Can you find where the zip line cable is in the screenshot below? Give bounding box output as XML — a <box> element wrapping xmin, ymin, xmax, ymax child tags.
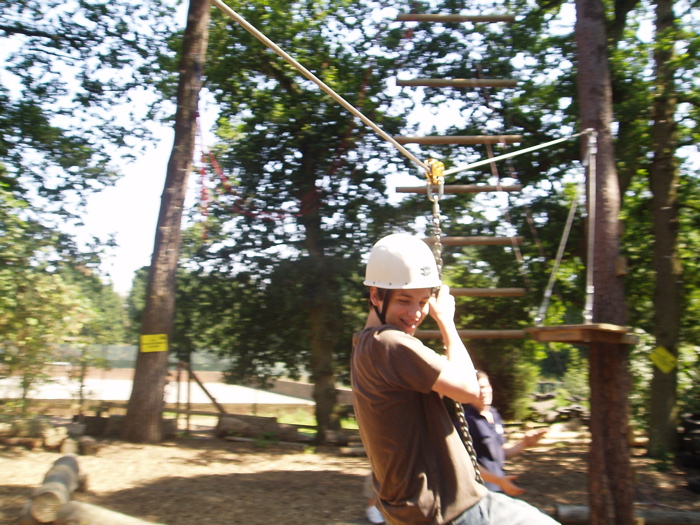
<box><xmin>211</xmin><ymin>0</ymin><xmax>593</xmax><ymax>192</ymax></box>
<box><xmin>534</xmin><ymin>182</ymin><xmax>582</xmax><ymax>325</ymax></box>
<box><xmin>534</xmin><ymin>130</ymin><xmax>597</xmax><ymax>325</ymax></box>
<box><xmin>443</xmin><ymin>131</ymin><xmax>589</xmax><ymax>176</ymax></box>
<box><xmin>211</xmin><ymin>0</ymin><xmax>600</xmax><ymax>320</ymax></box>
<box><xmin>210</xmin><ymin>0</ymin><xmax>429</xmax><ymax>174</ymax></box>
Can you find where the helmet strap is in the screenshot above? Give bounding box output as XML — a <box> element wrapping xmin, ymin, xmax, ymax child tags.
<box><xmin>373</xmin><ymin>289</ymin><xmax>393</xmax><ymax>325</ymax></box>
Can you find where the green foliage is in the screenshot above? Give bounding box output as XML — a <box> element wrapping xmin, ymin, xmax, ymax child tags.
<box><xmin>0</xmin><ymin>186</ymin><xmax>130</xmax><ymax>414</ymax></box>
<box><xmin>555</xmin><ymin>347</ymin><xmax>589</xmax><ymax>408</ymax></box>
<box><xmin>183</xmin><ymin>0</ymin><xmax>418</xmax><ymax>401</ymax></box>
<box><xmin>0</xmin><ymin>267</ymin><xmax>93</xmax><ymax>413</ymax></box>
<box><xmin>0</xmin><ymin>0</ymin><xmax>176</xmax><ymax>220</ymax></box>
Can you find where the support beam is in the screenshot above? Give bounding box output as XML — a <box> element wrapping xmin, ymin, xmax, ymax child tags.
<box><xmin>396</xmin><ymin>14</ymin><xmax>516</xmax><ymax>23</ymax></box>
<box><xmin>396</xmin><ymin>184</ymin><xmax>521</xmax><ymax>194</ymax></box>
<box><xmin>424</xmin><ymin>236</ymin><xmax>524</xmax><ymax>246</ymax></box>
<box><xmin>415</xmin><ymin>329</ymin><xmax>526</xmax><ymax>340</ymax></box>
<box><xmin>393</xmin><ymin>135</ymin><xmax>522</xmax><ymax>145</ymax></box>
<box><xmin>397</xmin><ymin>78</ymin><xmax>517</xmax><ymax>89</ymax></box>
<box><xmin>451</xmin><ymin>288</ymin><xmax>526</xmax><ymax>297</ymax></box>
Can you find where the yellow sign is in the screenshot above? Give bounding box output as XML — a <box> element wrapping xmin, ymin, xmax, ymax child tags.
<box><xmin>140</xmin><ymin>334</ymin><xmax>168</xmax><ymax>353</ymax></box>
<box><xmin>649</xmin><ymin>346</ymin><xmax>677</xmax><ymax>374</ymax></box>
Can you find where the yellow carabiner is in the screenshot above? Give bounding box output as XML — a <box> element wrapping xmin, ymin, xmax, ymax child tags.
<box><xmin>425</xmin><ymin>158</ymin><xmax>445</xmax><ymax>186</ymax></box>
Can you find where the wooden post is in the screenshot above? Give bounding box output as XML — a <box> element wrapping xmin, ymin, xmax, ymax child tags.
<box><xmin>175</xmin><ymin>362</ymin><xmax>182</xmax><ymax>433</ymax></box>
<box><xmin>181</xmin><ymin>361</ymin><xmax>227</xmax><ymax>413</ymax></box>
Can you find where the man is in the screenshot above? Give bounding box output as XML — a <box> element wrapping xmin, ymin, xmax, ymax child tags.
<box><xmin>462</xmin><ymin>371</ymin><xmax>548</xmax><ymax>496</ymax></box>
<box><xmin>351</xmin><ymin>233</ymin><xmax>559</xmax><ymax>525</ymax></box>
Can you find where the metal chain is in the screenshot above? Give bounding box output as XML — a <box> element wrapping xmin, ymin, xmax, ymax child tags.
<box><xmin>444</xmin><ymin>397</ymin><xmax>484</xmax><ymax>485</ymax></box>
<box><xmin>425</xmin><ymin>159</ymin><xmax>483</xmax><ymax>485</ymax></box>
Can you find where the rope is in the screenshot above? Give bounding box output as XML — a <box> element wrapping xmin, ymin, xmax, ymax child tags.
<box><xmin>199</xmin><ymin>150</ymin><xmax>322</xmax><ymax>221</ymax></box>
<box><xmin>444</xmin><ymin>131</ymin><xmax>588</xmax><ymax>176</ymax></box>
<box><xmin>534</xmin><ymin>182</ymin><xmax>581</xmax><ymax>325</ymax></box>
<box><xmin>473</xmin><ymin>63</ymin><xmax>530</xmax><ymax>286</ymax></box>
<box><xmin>582</xmin><ymin>131</ymin><xmax>597</xmax><ymax>323</ymax></box>
<box><xmin>533</xmin><ymin>129</ymin><xmax>597</xmax><ymax>325</ymax></box>
<box><xmin>210</xmin><ymin>0</ymin><xmax>429</xmax><ymax>175</ymax></box>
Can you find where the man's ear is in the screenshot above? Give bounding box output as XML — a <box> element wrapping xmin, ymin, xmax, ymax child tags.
<box><xmin>369</xmin><ymin>287</ymin><xmax>382</xmax><ymax>307</ymax></box>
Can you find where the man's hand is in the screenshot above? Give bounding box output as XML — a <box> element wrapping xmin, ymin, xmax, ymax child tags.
<box><xmin>497</xmin><ymin>475</ymin><xmax>526</xmax><ymax>497</ymax></box>
<box><xmin>428</xmin><ymin>285</ymin><xmax>456</xmax><ymax>325</ymax></box>
<box><xmin>523</xmin><ymin>428</ymin><xmax>548</xmax><ymax>448</ymax></box>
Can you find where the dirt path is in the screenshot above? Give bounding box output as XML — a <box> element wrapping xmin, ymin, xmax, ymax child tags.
<box><xmin>1</xmin><ymin>434</ymin><xmax>699</xmax><ymax>524</ymax></box>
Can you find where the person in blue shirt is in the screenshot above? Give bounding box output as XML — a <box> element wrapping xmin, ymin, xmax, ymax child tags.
<box><xmin>462</xmin><ymin>371</ymin><xmax>548</xmax><ymax>496</ymax></box>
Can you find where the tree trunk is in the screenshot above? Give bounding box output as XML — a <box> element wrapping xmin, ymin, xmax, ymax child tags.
<box><xmin>297</xmin><ymin>174</ymin><xmax>337</xmax><ymax>444</ymax></box>
<box><xmin>310</xmin><ymin>304</ymin><xmax>338</xmax><ymax>444</ymax></box>
<box><xmin>122</xmin><ymin>0</ymin><xmax>210</xmax><ymax>443</ymax></box>
<box><xmin>647</xmin><ymin>0</ymin><xmax>681</xmax><ymax>459</ymax></box>
<box><xmin>574</xmin><ymin>0</ymin><xmax>635</xmax><ymax>523</ymax></box>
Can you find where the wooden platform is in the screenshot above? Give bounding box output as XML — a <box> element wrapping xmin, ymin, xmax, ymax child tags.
<box><xmin>525</xmin><ymin>324</ymin><xmax>639</xmax><ymax>345</ymax></box>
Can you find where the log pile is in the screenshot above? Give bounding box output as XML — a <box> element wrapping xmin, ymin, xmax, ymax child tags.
<box><xmin>19</xmin><ymin>454</ymin><xmax>163</xmax><ymax>525</ymax></box>
<box><xmin>0</xmin><ymin>418</ymin><xmax>102</xmax><ymax>455</ymax></box>
<box><xmin>215</xmin><ymin>413</ymin><xmax>312</xmax><ymax>443</ymax></box>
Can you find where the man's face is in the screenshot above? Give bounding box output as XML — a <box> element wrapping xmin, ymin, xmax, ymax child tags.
<box><xmin>478</xmin><ymin>376</ymin><xmax>493</xmax><ymax>407</ymax></box>
<box><xmin>372</xmin><ymin>287</ymin><xmax>432</xmax><ymax>336</ymax></box>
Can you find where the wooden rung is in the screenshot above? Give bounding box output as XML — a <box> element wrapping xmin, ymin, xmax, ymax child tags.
<box><xmin>397</xmin><ymin>78</ymin><xmax>518</xmax><ymax>89</ymax></box>
<box><xmin>451</xmin><ymin>288</ymin><xmax>526</xmax><ymax>297</ymax></box>
<box><xmin>396</xmin><ymin>14</ymin><xmax>516</xmax><ymax>23</ymax></box>
<box><xmin>524</xmin><ymin>324</ymin><xmax>639</xmax><ymax>345</ymax></box>
<box><xmin>396</xmin><ymin>184</ymin><xmax>521</xmax><ymax>194</ymax></box>
<box><xmin>393</xmin><ymin>135</ymin><xmax>522</xmax><ymax>145</ymax></box>
<box><xmin>415</xmin><ymin>329</ymin><xmax>526</xmax><ymax>340</ymax></box>
<box><xmin>424</xmin><ymin>236</ymin><xmax>524</xmax><ymax>246</ymax></box>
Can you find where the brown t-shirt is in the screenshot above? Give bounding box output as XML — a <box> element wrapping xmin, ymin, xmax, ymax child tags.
<box><xmin>351</xmin><ymin>326</ymin><xmax>487</xmax><ymax>524</ymax></box>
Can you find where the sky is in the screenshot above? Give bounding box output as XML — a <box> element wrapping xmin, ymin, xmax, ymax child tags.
<box><xmin>81</xmin><ymin>133</ymin><xmax>173</xmax><ymax>296</ymax></box>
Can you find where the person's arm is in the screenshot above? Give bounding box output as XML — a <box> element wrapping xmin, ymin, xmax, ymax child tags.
<box><xmin>503</xmin><ymin>428</ymin><xmax>548</xmax><ymax>460</ymax></box>
<box><xmin>429</xmin><ymin>285</ymin><xmax>480</xmax><ymax>405</ymax></box>
<box><xmin>478</xmin><ymin>465</ymin><xmax>526</xmax><ymax>496</ymax></box>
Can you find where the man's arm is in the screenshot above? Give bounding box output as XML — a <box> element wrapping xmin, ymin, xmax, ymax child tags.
<box><xmin>429</xmin><ymin>285</ymin><xmax>480</xmax><ymax>404</ymax></box>
<box><xmin>479</xmin><ymin>465</ymin><xmax>526</xmax><ymax>496</ymax></box>
<box><xmin>504</xmin><ymin>428</ymin><xmax>548</xmax><ymax>459</ymax></box>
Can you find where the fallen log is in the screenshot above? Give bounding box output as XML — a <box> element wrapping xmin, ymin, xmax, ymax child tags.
<box><xmin>555</xmin><ymin>504</ymin><xmax>700</xmax><ymax>524</ymax></box>
<box><xmin>29</xmin><ymin>454</ymin><xmax>81</xmax><ymax>523</ymax></box>
<box><xmin>54</xmin><ymin>501</ymin><xmax>164</xmax><ymax>525</ymax></box>
<box><xmin>216</xmin><ymin>413</ymin><xmax>303</xmax><ymax>442</ymax></box>
<box><xmin>0</xmin><ymin>436</ymin><xmax>42</xmax><ymax>450</ymax></box>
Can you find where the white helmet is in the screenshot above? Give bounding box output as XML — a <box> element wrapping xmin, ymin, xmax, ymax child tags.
<box><xmin>364</xmin><ymin>233</ymin><xmax>441</xmax><ymax>289</ymax></box>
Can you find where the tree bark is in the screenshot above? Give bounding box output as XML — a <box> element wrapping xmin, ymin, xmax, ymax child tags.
<box><xmin>123</xmin><ymin>0</ymin><xmax>210</xmax><ymax>443</ymax></box>
<box><xmin>647</xmin><ymin>0</ymin><xmax>681</xmax><ymax>459</ymax></box>
<box><xmin>575</xmin><ymin>0</ymin><xmax>635</xmax><ymax>523</ymax></box>
<box><xmin>302</xmin><ymin>193</ymin><xmax>339</xmax><ymax>445</ymax></box>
